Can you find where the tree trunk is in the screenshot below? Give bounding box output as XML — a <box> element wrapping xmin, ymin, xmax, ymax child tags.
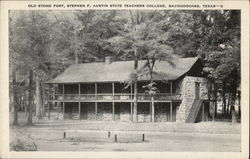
<box><xmin>35</xmin><ymin>75</ymin><xmax>42</xmax><ymax>119</ymax></box>
<box><xmin>42</xmin><ymin>83</ymin><xmax>45</xmax><ymax>116</ymax></box>
<box><xmin>12</xmin><ymin>69</ymin><xmax>18</xmax><ymax>125</ymax></box>
<box><xmin>133</xmin><ymin>49</ymin><xmax>138</xmax><ymax>122</ymax></box>
<box><xmin>213</xmin><ymin>83</ymin><xmax>217</xmax><ymax>117</ymax></box>
<box><xmin>74</xmin><ymin>30</ymin><xmax>79</xmax><ymax>64</ymax></box>
<box><xmin>231</xmin><ymin>105</ymin><xmax>237</xmax><ymax>123</ymax></box>
<box><xmin>222</xmin><ymin>82</ymin><xmax>227</xmax><ymax>117</ymax></box>
<box><xmin>207</xmin><ymin>80</ymin><xmax>211</xmax><ymax>119</ymax></box>
<box><xmin>237</xmin><ymin>90</ymin><xmax>241</xmax><ymax>120</ymax></box>
<box><xmin>27</xmin><ymin>70</ymin><xmax>33</xmax><ymax>126</ymax></box>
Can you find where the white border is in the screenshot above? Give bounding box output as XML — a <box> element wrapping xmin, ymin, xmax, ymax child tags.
<box><xmin>0</xmin><ymin>1</ymin><xmax>249</xmax><ymax>158</ymax></box>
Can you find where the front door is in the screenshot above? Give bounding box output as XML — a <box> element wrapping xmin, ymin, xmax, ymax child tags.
<box><xmin>195</xmin><ymin>82</ymin><xmax>200</xmax><ymax>99</ymax></box>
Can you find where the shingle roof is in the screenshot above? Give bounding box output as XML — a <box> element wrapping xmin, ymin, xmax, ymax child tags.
<box><xmin>46</xmin><ymin>57</ymin><xmax>200</xmax><ymax>83</ymax></box>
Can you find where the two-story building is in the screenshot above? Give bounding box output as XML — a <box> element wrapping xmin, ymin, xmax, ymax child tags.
<box><xmin>46</xmin><ymin>57</ymin><xmax>210</xmax><ymax>123</ymax></box>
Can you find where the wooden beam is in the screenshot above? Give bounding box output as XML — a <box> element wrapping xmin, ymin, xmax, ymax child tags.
<box><xmin>63</xmin><ymin>102</ymin><xmax>65</xmax><ymax>120</ymax></box>
<box><xmin>112</xmin><ymin>82</ymin><xmax>115</xmax><ymax>97</ymax></box>
<box><xmin>95</xmin><ymin>83</ymin><xmax>97</xmax><ymax>99</ymax></box>
<box><xmin>130</xmin><ymin>84</ymin><xmax>133</xmax><ymax>100</ymax></box>
<box><xmin>95</xmin><ymin>102</ymin><xmax>97</xmax><ymax>120</ymax></box>
<box><xmin>170</xmin><ymin>81</ymin><xmax>173</xmax><ymax>95</ymax></box>
<box><xmin>130</xmin><ymin>102</ymin><xmax>133</xmax><ymax>121</ymax></box>
<box><xmin>150</xmin><ymin>102</ymin><xmax>152</xmax><ymax>122</ymax></box>
<box><xmin>78</xmin><ymin>83</ymin><xmax>81</xmax><ymax>98</ymax></box>
<box><xmin>79</xmin><ymin>102</ymin><xmax>81</xmax><ymax>120</ymax></box>
<box><xmin>62</xmin><ymin>84</ymin><xmax>65</xmax><ymax>98</ymax></box>
<box><xmin>112</xmin><ymin>102</ymin><xmax>115</xmax><ymax>121</ymax></box>
<box><xmin>170</xmin><ymin>101</ymin><xmax>173</xmax><ymax>122</ymax></box>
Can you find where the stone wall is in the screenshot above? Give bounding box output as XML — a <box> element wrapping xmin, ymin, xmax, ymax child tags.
<box><xmin>176</xmin><ymin>76</ymin><xmax>208</xmax><ymax>122</ymax></box>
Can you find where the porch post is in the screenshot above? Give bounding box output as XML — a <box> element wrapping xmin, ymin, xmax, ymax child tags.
<box><xmin>78</xmin><ymin>83</ymin><xmax>81</xmax><ymax>98</ymax></box>
<box><xmin>95</xmin><ymin>83</ymin><xmax>97</xmax><ymax>120</ymax></box>
<box><xmin>63</xmin><ymin>102</ymin><xmax>65</xmax><ymax>120</ymax></box>
<box><xmin>112</xmin><ymin>83</ymin><xmax>115</xmax><ymax>97</ymax></box>
<box><xmin>130</xmin><ymin>102</ymin><xmax>133</xmax><ymax>121</ymax></box>
<box><xmin>170</xmin><ymin>101</ymin><xmax>173</xmax><ymax>122</ymax></box>
<box><xmin>150</xmin><ymin>102</ymin><xmax>152</xmax><ymax>122</ymax></box>
<box><xmin>130</xmin><ymin>84</ymin><xmax>133</xmax><ymax>121</ymax></box>
<box><xmin>112</xmin><ymin>102</ymin><xmax>115</xmax><ymax>121</ymax></box>
<box><xmin>62</xmin><ymin>84</ymin><xmax>65</xmax><ymax>120</ymax></box>
<box><xmin>152</xmin><ymin>97</ymin><xmax>155</xmax><ymax>123</ymax></box>
<box><xmin>112</xmin><ymin>82</ymin><xmax>115</xmax><ymax>121</ymax></box>
<box><xmin>170</xmin><ymin>81</ymin><xmax>173</xmax><ymax>95</ymax></box>
<box><xmin>95</xmin><ymin>102</ymin><xmax>98</xmax><ymax>120</ymax></box>
<box><xmin>62</xmin><ymin>84</ymin><xmax>65</xmax><ymax>98</ymax></box>
<box><xmin>79</xmin><ymin>102</ymin><xmax>81</xmax><ymax>120</ymax></box>
<box><xmin>78</xmin><ymin>83</ymin><xmax>81</xmax><ymax>120</ymax></box>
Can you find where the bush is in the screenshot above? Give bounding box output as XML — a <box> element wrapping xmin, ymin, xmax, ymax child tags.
<box><xmin>10</xmin><ymin>134</ymin><xmax>37</xmax><ymax>151</ymax></box>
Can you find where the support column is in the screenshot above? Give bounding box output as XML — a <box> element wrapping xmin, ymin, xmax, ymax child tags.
<box><xmin>151</xmin><ymin>97</ymin><xmax>155</xmax><ymax>123</ymax></box>
<box><xmin>95</xmin><ymin>102</ymin><xmax>98</xmax><ymax>120</ymax></box>
<box><xmin>63</xmin><ymin>102</ymin><xmax>65</xmax><ymax>120</ymax></box>
<box><xmin>170</xmin><ymin>81</ymin><xmax>173</xmax><ymax>95</ymax></box>
<box><xmin>150</xmin><ymin>102</ymin><xmax>152</xmax><ymax>122</ymax></box>
<box><xmin>78</xmin><ymin>83</ymin><xmax>81</xmax><ymax>98</ymax></box>
<box><xmin>62</xmin><ymin>84</ymin><xmax>65</xmax><ymax>97</ymax></box>
<box><xmin>130</xmin><ymin>102</ymin><xmax>133</xmax><ymax>121</ymax></box>
<box><xmin>78</xmin><ymin>83</ymin><xmax>81</xmax><ymax>120</ymax></box>
<box><xmin>95</xmin><ymin>83</ymin><xmax>98</xmax><ymax>120</ymax></box>
<box><xmin>95</xmin><ymin>83</ymin><xmax>97</xmax><ymax>99</ymax></box>
<box><xmin>112</xmin><ymin>102</ymin><xmax>115</xmax><ymax>121</ymax></box>
<box><xmin>62</xmin><ymin>84</ymin><xmax>65</xmax><ymax>120</ymax></box>
<box><xmin>79</xmin><ymin>102</ymin><xmax>81</xmax><ymax>120</ymax></box>
<box><xmin>170</xmin><ymin>101</ymin><xmax>173</xmax><ymax>122</ymax></box>
<box><xmin>112</xmin><ymin>82</ymin><xmax>115</xmax><ymax>121</ymax></box>
<box><xmin>112</xmin><ymin>83</ymin><xmax>115</xmax><ymax>97</ymax></box>
<box><xmin>130</xmin><ymin>84</ymin><xmax>133</xmax><ymax>121</ymax></box>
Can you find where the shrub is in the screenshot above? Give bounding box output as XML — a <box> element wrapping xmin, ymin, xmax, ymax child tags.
<box><xmin>10</xmin><ymin>135</ymin><xmax>37</xmax><ymax>151</ymax></box>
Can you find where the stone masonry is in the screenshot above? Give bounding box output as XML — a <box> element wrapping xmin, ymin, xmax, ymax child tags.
<box><xmin>176</xmin><ymin>76</ymin><xmax>208</xmax><ymax>122</ymax></box>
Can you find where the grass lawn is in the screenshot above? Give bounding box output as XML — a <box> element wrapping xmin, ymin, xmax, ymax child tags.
<box><xmin>9</xmin><ymin>112</ymin><xmax>241</xmax><ymax>152</ymax></box>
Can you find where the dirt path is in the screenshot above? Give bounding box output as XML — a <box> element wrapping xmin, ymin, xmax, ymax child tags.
<box><xmin>10</xmin><ymin>113</ymin><xmax>241</xmax><ymax>152</ymax></box>
<box><xmin>19</xmin><ymin>129</ymin><xmax>240</xmax><ymax>151</ymax></box>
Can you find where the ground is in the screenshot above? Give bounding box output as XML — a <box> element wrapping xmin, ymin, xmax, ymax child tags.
<box><xmin>10</xmin><ymin>112</ymin><xmax>241</xmax><ymax>152</ymax></box>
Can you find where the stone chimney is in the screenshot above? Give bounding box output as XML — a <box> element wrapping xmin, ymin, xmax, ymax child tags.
<box><xmin>105</xmin><ymin>56</ymin><xmax>114</xmax><ymax>64</ymax></box>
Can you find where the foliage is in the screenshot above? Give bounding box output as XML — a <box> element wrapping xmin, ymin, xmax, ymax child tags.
<box><xmin>9</xmin><ymin>10</ymin><xmax>241</xmax><ymax>121</ymax></box>
<box><xmin>10</xmin><ymin>133</ymin><xmax>37</xmax><ymax>151</ymax></box>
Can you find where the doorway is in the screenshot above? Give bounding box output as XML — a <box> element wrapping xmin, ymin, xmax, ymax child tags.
<box><xmin>195</xmin><ymin>82</ymin><xmax>200</xmax><ymax>99</ymax></box>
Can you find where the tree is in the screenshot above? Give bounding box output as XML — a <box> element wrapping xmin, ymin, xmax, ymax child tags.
<box><xmin>9</xmin><ymin>10</ymin><xmax>56</xmax><ymax>123</ymax></box>
<box><xmin>197</xmin><ymin>10</ymin><xmax>240</xmax><ymax>121</ymax></box>
<box><xmin>107</xmin><ymin>10</ymin><xmax>178</xmax><ymax>121</ymax></box>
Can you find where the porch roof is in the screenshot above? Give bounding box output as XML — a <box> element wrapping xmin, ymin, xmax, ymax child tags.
<box><xmin>46</xmin><ymin>57</ymin><xmax>200</xmax><ymax>84</ymax></box>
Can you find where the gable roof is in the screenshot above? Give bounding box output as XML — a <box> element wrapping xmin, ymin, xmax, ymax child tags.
<box><xmin>46</xmin><ymin>57</ymin><xmax>200</xmax><ymax>83</ymax></box>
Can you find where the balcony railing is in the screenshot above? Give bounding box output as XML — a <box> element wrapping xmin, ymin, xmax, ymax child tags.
<box><xmin>50</xmin><ymin>93</ymin><xmax>181</xmax><ymax>101</ymax></box>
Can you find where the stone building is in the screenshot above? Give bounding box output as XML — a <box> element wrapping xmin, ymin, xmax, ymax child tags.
<box><xmin>46</xmin><ymin>57</ymin><xmax>210</xmax><ymax>123</ymax></box>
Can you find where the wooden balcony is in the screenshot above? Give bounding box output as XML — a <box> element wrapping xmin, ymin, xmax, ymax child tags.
<box><xmin>49</xmin><ymin>93</ymin><xmax>182</xmax><ymax>102</ymax></box>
